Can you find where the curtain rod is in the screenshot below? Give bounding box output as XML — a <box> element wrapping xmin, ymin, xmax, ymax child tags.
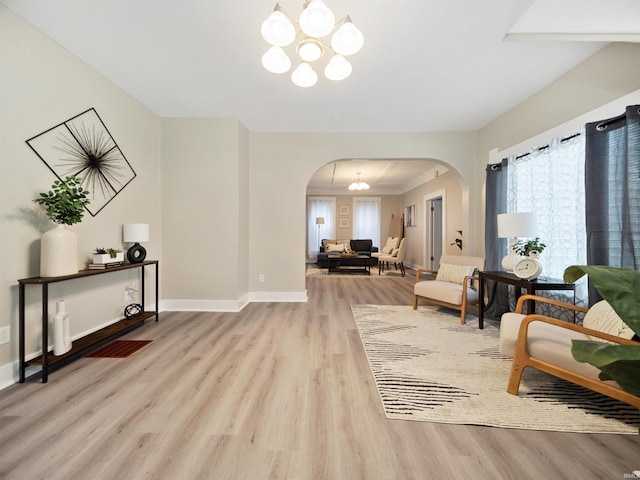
<box><xmin>501</xmin><ymin>131</ymin><xmax>581</xmax><ymax>162</ymax></box>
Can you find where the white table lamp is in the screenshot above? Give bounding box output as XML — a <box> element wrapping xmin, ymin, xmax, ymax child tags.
<box><xmin>497</xmin><ymin>213</ymin><xmax>537</xmax><ymax>272</ymax></box>
<box><xmin>123</xmin><ymin>223</ymin><xmax>149</xmax><ymax>263</ymax></box>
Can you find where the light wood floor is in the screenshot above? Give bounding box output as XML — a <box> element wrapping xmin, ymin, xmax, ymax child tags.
<box><xmin>1</xmin><ymin>269</ymin><xmax>638</xmax><ymax>479</ymax></box>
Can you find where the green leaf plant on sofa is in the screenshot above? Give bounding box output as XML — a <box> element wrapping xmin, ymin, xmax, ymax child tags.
<box><xmin>499</xmin><ymin>265</ymin><xmax>640</xmax><ymax>413</ymax></box>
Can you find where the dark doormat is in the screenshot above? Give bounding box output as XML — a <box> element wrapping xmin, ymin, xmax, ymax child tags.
<box><xmin>86</xmin><ymin>340</ymin><xmax>152</xmax><ymax>358</ymax></box>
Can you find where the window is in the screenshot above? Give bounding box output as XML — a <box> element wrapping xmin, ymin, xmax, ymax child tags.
<box><xmin>307</xmin><ymin>197</ymin><xmax>335</xmax><ymax>258</ymax></box>
<box><xmin>507</xmin><ymin>134</ymin><xmax>587</xmax><ymax>303</ymax></box>
<box><xmin>353</xmin><ymin>197</ymin><xmax>381</xmax><ymax>248</ymax></box>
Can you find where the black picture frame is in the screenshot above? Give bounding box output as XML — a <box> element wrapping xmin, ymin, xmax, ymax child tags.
<box><xmin>26</xmin><ymin>108</ymin><xmax>136</xmax><ymax>216</ymax></box>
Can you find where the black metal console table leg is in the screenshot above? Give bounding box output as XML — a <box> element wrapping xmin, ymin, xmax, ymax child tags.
<box><xmin>42</xmin><ymin>284</ymin><xmax>49</xmax><ymax>383</ymax></box>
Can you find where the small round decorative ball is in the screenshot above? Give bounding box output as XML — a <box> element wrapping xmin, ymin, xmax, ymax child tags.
<box><xmin>124</xmin><ymin>303</ymin><xmax>143</xmax><ymax>318</ymax></box>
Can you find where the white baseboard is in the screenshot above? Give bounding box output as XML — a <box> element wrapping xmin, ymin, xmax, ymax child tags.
<box><xmin>0</xmin><ymin>361</ymin><xmax>16</xmax><ymax>391</ymax></box>
<box><xmin>160</xmin><ymin>290</ymin><xmax>307</xmax><ymax>313</ymax></box>
<box><xmin>0</xmin><ymin>292</ymin><xmax>308</xmax><ymax>391</ymax></box>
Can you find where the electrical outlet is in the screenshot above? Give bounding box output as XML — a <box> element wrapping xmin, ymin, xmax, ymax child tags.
<box><xmin>0</xmin><ymin>326</ymin><xmax>10</xmax><ymax>345</ymax></box>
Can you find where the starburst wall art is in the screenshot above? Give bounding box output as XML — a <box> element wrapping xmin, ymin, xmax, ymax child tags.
<box><xmin>26</xmin><ymin>108</ymin><xmax>136</xmax><ymax>216</ymax></box>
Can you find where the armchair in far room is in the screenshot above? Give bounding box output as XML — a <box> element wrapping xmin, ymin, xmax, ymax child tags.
<box><xmin>377</xmin><ymin>238</ymin><xmax>407</xmax><ymax>276</ymax></box>
<box><xmin>372</xmin><ymin>236</ymin><xmax>400</xmax><ymax>262</ymax></box>
<box><xmin>413</xmin><ymin>255</ymin><xmax>485</xmax><ymax>324</ymax></box>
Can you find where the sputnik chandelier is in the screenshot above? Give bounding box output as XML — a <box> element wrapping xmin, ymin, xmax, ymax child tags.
<box><xmin>348</xmin><ymin>172</ymin><xmax>370</xmax><ymax>191</ymax></box>
<box><xmin>261</xmin><ymin>1</ymin><xmax>364</xmax><ymax>88</ymax></box>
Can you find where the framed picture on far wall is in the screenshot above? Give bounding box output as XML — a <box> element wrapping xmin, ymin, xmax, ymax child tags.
<box><xmin>404</xmin><ymin>205</ymin><xmax>416</xmax><ymax>227</ymax></box>
<box><xmin>339</xmin><ymin>205</ymin><xmax>349</xmax><ymax>216</ymax></box>
<box><xmin>339</xmin><ymin>217</ymin><xmax>350</xmax><ymax>228</ymax></box>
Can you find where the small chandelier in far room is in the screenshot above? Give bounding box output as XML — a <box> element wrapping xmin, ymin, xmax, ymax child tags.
<box><xmin>261</xmin><ymin>1</ymin><xmax>364</xmax><ymax>88</ymax></box>
<box><xmin>348</xmin><ymin>172</ymin><xmax>370</xmax><ymax>191</ymax></box>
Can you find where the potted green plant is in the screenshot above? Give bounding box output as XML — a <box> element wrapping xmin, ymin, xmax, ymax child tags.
<box><xmin>514</xmin><ymin>237</ymin><xmax>546</xmax><ymax>257</ymax></box>
<box><xmin>92</xmin><ymin>247</ymin><xmax>124</xmax><ymax>265</ymax></box>
<box><xmin>34</xmin><ymin>176</ymin><xmax>90</xmax><ymax>225</ymax></box>
<box><xmin>34</xmin><ymin>176</ymin><xmax>90</xmax><ymax>277</ymax></box>
<box><xmin>564</xmin><ymin>265</ymin><xmax>640</xmax><ymax>397</ymax></box>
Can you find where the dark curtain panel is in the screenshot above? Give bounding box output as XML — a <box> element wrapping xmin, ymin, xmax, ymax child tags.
<box><xmin>585</xmin><ymin>105</ymin><xmax>640</xmax><ymax>304</ymax></box>
<box><xmin>483</xmin><ymin>159</ymin><xmax>510</xmax><ymax>319</ymax></box>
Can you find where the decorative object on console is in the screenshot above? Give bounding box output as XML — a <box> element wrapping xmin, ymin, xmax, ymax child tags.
<box><xmin>124</xmin><ymin>303</ymin><xmax>143</xmax><ymax>319</ymax></box>
<box><xmin>123</xmin><ymin>224</ymin><xmax>149</xmax><ymax>263</ymax></box>
<box><xmin>497</xmin><ymin>212</ymin><xmax>537</xmax><ymax>272</ymax></box>
<box><xmin>261</xmin><ymin>0</ymin><xmax>364</xmax><ymax>87</ymax></box>
<box><xmin>26</xmin><ymin>108</ymin><xmax>137</xmax><ymax>216</ymax></box>
<box><xmin>53</xmin><ymin>300</ymin><xmax>72</xmax><ymax>356</ymax></box>
<box><xmin>92</xmin><ymin>247</ymin><xmax>124</xmax><ymax>265</ymax></box>
<box><xmin>34</xmin><ymin>176</ymin><xmax>90</xmax><ymax>277</ymax></box>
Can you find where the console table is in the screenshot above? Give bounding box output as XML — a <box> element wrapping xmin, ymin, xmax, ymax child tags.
<box><xmin>18</xmin><ymin>260</ymin><xmax>159</xmax><ymax>383</ymax></box>
<box><xmin>477</xmin><ymin>270</ymin><xmax>575</xmax><ymax>329</ymax></box>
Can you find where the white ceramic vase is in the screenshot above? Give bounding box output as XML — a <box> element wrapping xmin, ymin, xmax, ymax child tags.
<box><xmin>40</xmin><ymin>224</ymin><xmax>78</xmax><ymax>277</ymax></box>
<box><xmin>53</xmin><ymin>300</ymin><xmax>72</xmax><ymax>356</ymax></box>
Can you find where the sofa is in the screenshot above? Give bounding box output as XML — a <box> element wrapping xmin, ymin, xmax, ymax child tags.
<box><xmin>317</xmin><ymin>239</ymin><xmax>379</xmax><ymax>268</ymax></box>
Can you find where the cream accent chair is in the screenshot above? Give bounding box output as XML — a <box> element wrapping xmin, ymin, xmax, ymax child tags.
<box><xmin>372</xmin><ymin>237</ymin><xmax>400</xmax><ymax>261</ymax></box>
<box><xmin>500</xmin><ymin>294</ymin><xmax>640</xmax><ymax>410</ymax></box>
<box><xmin>413</xmin><ymin>255</ymin><xmax>485</xmax><ymax>324</ymax></box>
<box><xmin>377</xmin><ymin>238</ymin><xmax>407</xmax><ymax>276</ymax></box>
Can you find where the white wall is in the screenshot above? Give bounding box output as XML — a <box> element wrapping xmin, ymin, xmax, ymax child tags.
<box><xmin>249</xmin><ymin>132</ymin><xmax>479</xmax><ymax>296</ymax></box>
<box><xmin>160</xmin><ymin>118</ymin><xmax>249</xmax><ymax>311</ymax></box>
<box><xmin>0</xmin><ymin>5</ymin><xmax>162</xmax><ymax>387</ymax></box>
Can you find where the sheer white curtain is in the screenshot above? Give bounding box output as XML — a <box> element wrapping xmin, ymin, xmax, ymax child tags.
<box><xmin>353</xmin><ymin>197</ymin><xmax>381</xmax><ymax>248</ymax></box>
<box><xmin>507</xmin><ymin>133</ymin><xmax>587</xmax><ymax>305</ymax></box>
<box><xmin>307</xmin><ymin>197</ymin><xmax>335</xmax><ymax>259</ymax></box>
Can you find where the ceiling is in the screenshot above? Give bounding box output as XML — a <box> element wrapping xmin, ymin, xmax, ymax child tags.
<box><xmin>3</xmin><ymin>0</ymin><xmax>639</xmax><ymax>192</ymax></box>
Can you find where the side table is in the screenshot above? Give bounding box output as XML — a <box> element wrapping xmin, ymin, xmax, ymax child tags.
<box><xmin>477</xmin><ymin>271</ymin><xmax>575</xmax><ymax>329</ymax></box>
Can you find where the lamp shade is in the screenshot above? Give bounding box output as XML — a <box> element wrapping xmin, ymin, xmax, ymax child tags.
<box><xmin>299</xmin><ymin>0</ymin><xmax>335</xmax><ymax>38</ymax></box>
<box><xmin>261</xmin><ymin>10</ymin><xmax>296</xmax><ymax>46</ymax></box>
<box><xmin>316</xmin><ymin>217</ymin><xmax>325</xmax><ymax>225</ymax></box>
<box><xmin>291</xmin><ymin>62</ymin><xmax>318</xmax><ymax>87</ymax></box>
<box><xmin>324</xmin><ymin>55</ymin><xmax>352</xmax><ymax>81</ymax></box>
<box><xmin>497</xmin><ymin>213</ymin><xmax>537</xmax><ymax>238</ymax></box>
<box><xmin>262</xmin><ymin>46</ymin><xmax>292</xmax><ymax>73</ymax></box>
<box><xmin>123</xmin><ymin>224</ymin><xmax>149</xmax><ymax>243</ymax></box>
<box><xmin>331</xmin><ymin>21</ymin><xmax>364</xmax><ymax>56</ymax></box>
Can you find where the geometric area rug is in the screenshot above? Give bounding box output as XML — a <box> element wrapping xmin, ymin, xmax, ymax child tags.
<box><xmin>351</xmin><ymin>305</ymin><xmax>640</xmax><ymax>434</ymax></box>
<box><xmin>86</xmin><ymin>340</ymin><xmax>152</xmax><ymax>358</ymax></box>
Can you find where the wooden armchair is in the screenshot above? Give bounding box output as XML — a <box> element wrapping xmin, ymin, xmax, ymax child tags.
<box><xmin>413</xmin><ymin>255</ymin><xmax>485</xmax><ymax>324</ymax></box>
<box><xmin>500</xmin><ymin>294</ymin><xmax>640</xmax><ymax>410</ymax></box>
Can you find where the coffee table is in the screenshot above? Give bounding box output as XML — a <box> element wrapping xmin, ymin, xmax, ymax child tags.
<box><xmin>327</xmin><ymin>254</ymin><xmax>371</xmax><ymax>275</ymax></box>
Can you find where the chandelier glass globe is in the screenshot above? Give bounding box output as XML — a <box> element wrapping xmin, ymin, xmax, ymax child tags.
<box><xmin>324</xmin><ymin>55</ymin><xmax>352</xmax><ymax>81</ymax></box>
<box><xmin>261</xmin><ymin>10</ymin><xmax>296</xmax><ymax>47</ymax></box>
<box><xmin>299</xmin><ymin>0</ymin><xmax>335</xmax><ymax>38</ymax></box>
<box><xmin>291</xmin><ymin>63</ymin><xmax>318</xmax><ymax>88</ymax></box>
<box><xmin>331</xmin><ymin>21</ymin><xmax>364</xmax><ymax>56</ymax></box>
<box><xmin>262</xmin><ymin>46</ymin><xmax>292</xmax><ymax>74</ymax></box>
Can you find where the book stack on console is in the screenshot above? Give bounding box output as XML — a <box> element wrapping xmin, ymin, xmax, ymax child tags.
<box><xmin>88</xmin><ymin>261</ymin><xmax>125</xmax><ymax>270</ymax></box>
